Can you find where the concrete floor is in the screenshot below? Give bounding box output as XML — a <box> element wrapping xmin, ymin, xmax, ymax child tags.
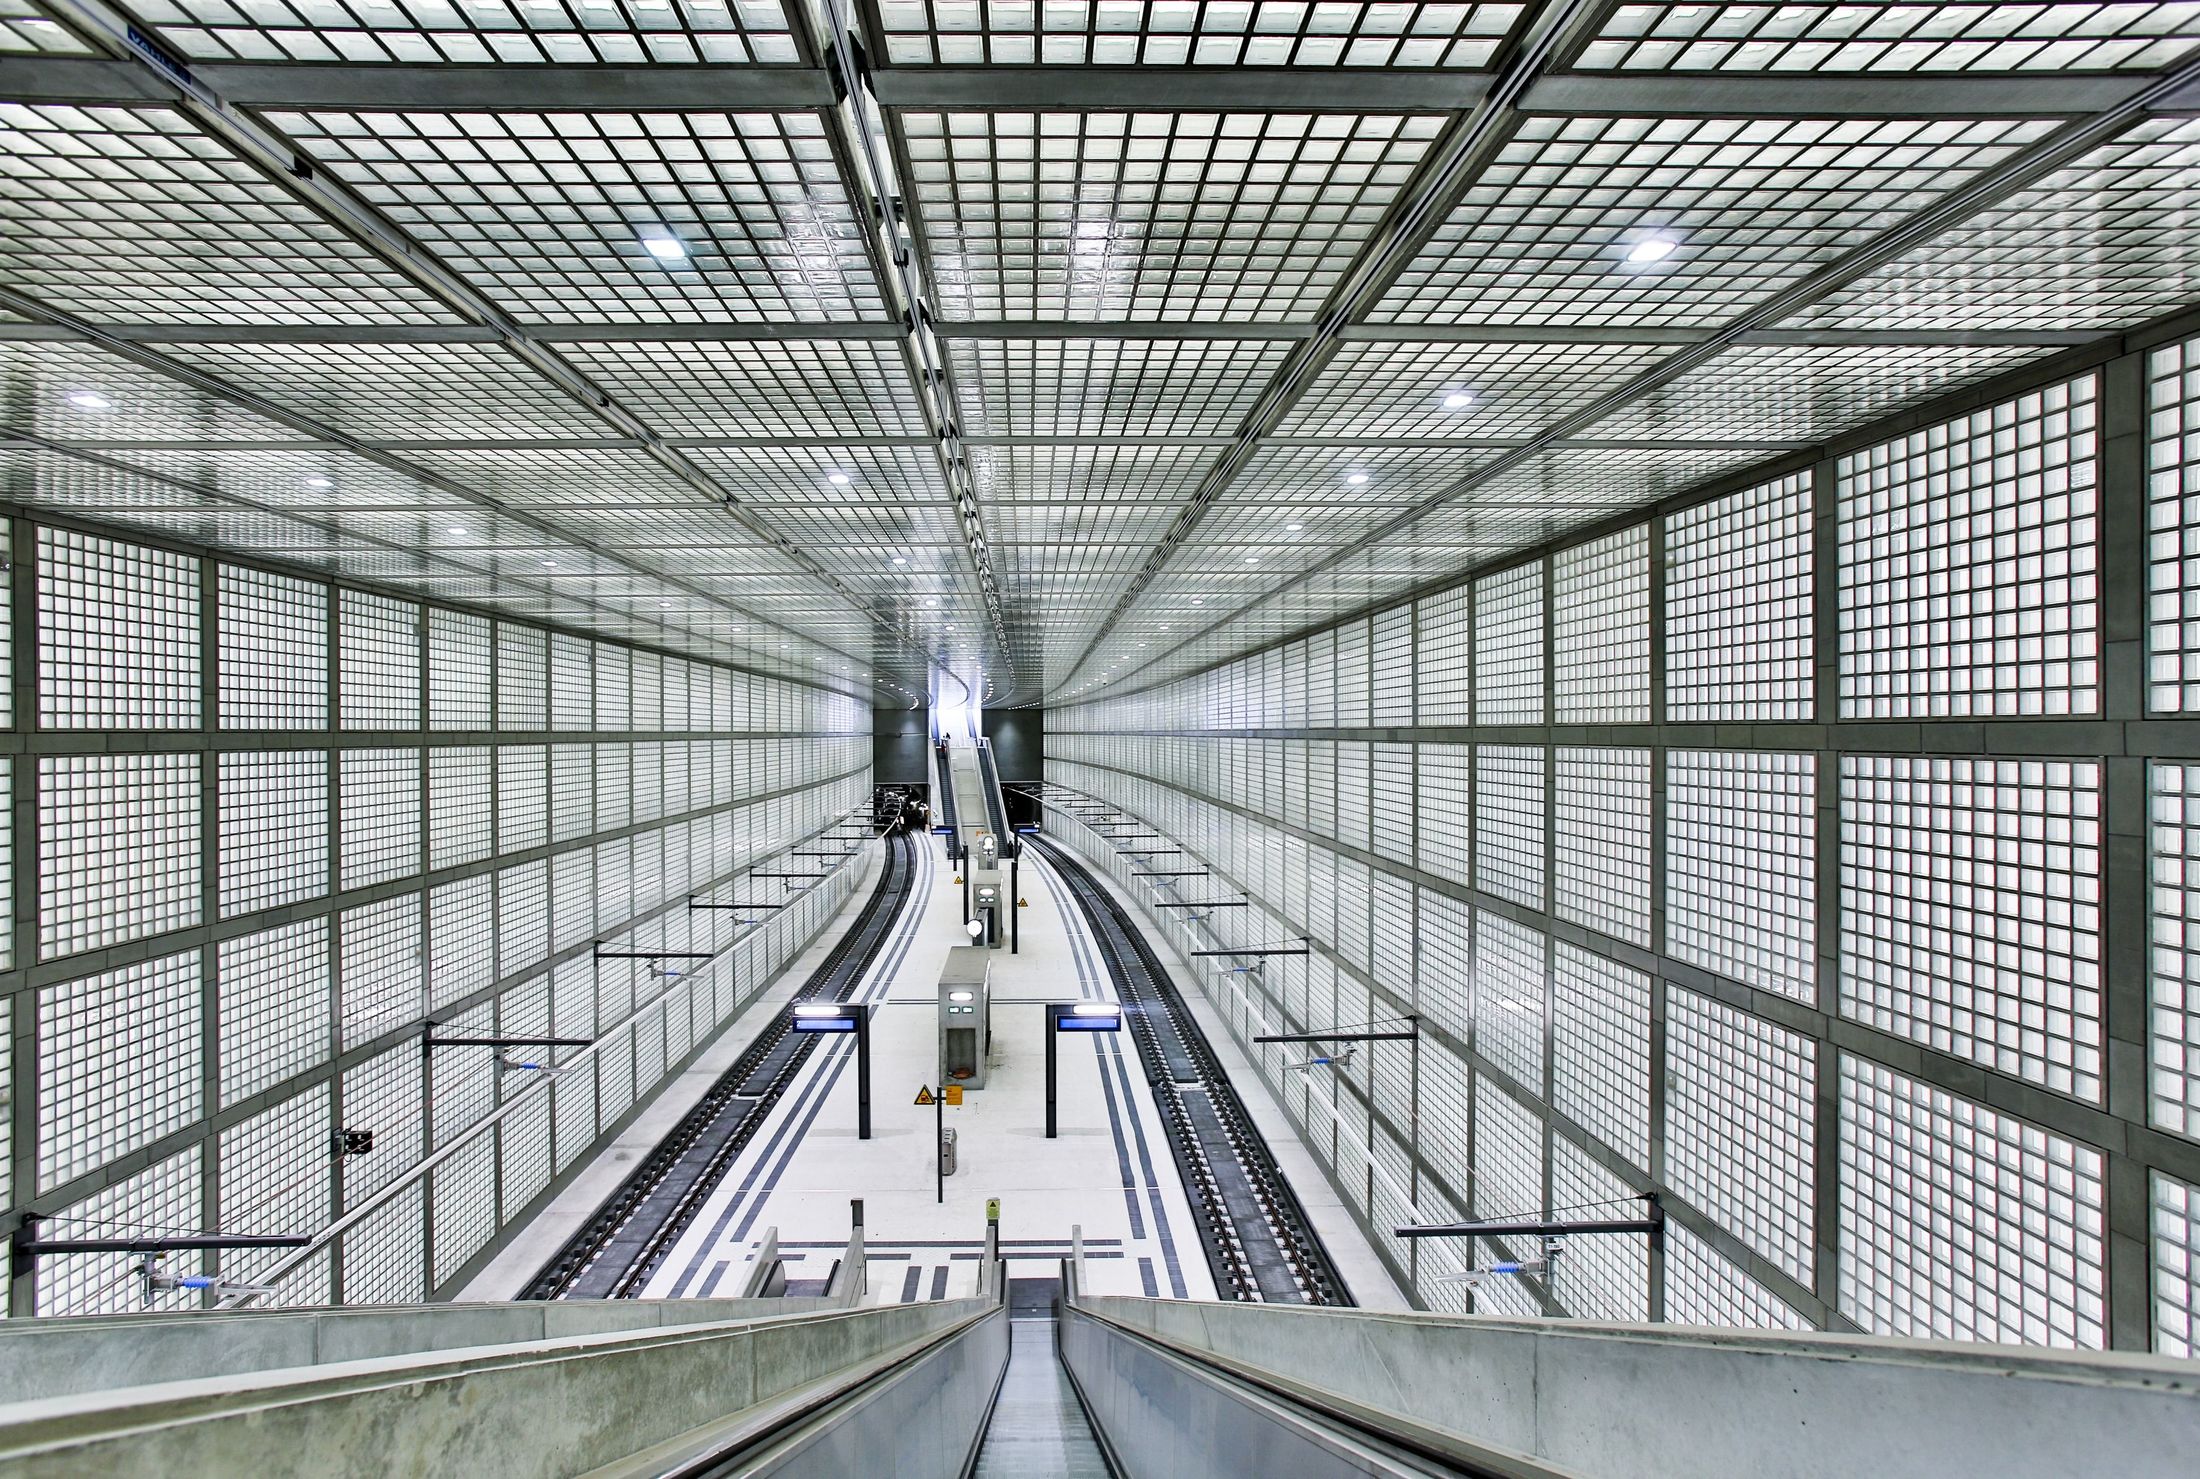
<box><xmin>475</xmin><ymin>828</ymin><xmax>1405</xmax><ymax>1310</ymax></box>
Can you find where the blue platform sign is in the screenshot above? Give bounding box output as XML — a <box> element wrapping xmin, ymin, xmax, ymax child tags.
<box><xmin>1054</xmin><ymin>1015</ymin><xmax>1122</xmax><ymax>1032</ymax></box>
<box><xmin>791</xmin><ymin>1017</ymin><xmax>858</xmax><ymax>1033</ymax></box>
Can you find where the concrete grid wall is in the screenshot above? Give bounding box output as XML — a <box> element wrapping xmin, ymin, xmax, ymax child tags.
<box><xmin>0</xmin><ymin>508</ymin><xmax>872</xmax><ymax>1316</ymax></box>
<box><xmin>1047</xmin><ymin>334</ymin><xmax>2200</xmax><ymax>1357</ymax></box>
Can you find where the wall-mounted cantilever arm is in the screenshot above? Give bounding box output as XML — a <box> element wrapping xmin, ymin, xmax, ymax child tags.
<box><xmin>1257</xmin><ymin>1027</ymin><xmax>1420</xmax><ymax>1042</ymax></box>
<box><xmin>591</xmin><ymin>949</ymin><xmax>716</xmax><ymax>961</ymax></box>
<box><xmin>1191</xmin><ymin>947</ymin><xmax>1313</xmax><ymax>958</ymax></box>
<box><xmin>11</xmin><ymin>1218</ymin><xmax>309</xmax><ymax>1280</ymax></box>
<box><xmin>1150</xmin><ymin>900</ymin><xmax>1249</xmax><ymax>909</ymax></box>
<box><xmin>1396</xmin><ymin>1195</ymin><xmax>1664</xmax><ymax>1241</ymax></box>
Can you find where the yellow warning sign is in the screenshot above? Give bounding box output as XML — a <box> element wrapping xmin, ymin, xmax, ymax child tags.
<box><xmin>1018</xmin><ymin>897</ymin><xmax>1029</xmax><ymax>907</ymax></box>
<box><xmin>944</xmin><ymin>1085</ymin><xmax>964</xmax><ymax>1106</ymax></box>
<box><xmin>914</xmin><ymin>1087</ymin><xmax>935</xmax><ymax>1106</ymax></box>
<box><xmin>986</xmin><ymin>1198</ymin><xmax>1001</xmax><ymax>1222</ymax></box>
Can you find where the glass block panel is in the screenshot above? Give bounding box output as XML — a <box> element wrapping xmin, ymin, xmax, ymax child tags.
<box><xmin>339</xmin><ymin>1043</ymin><xmax>422</xmax><ymax>1203</ymax></box>
<box><xmin>38</xmin><ymin>949</ymin><xmax>201</xmax><ymax>1190</ymax></box>
<box><xmin>1552</xmin><ymin>944</ymin><xmax>1650</xmax><ymax>1170</ymax></box>
<box><xmin>1549</xmin><ymin>1138</ymin><xmax>1649</xmax><ymax>1321</ymax></box>
<box><xmin>339</xmin><ymin>894</ymin><xmax>421</xmax><ymax>1049</ymax></box>
<box><xmin>39</xmin><ymin>753</ymin><xmax>201</xmax><ymax>959</ymax></box>
<box><xmin>1666</xmin><ymin>986</ymin><xmax>1817</xmax><ymax>1284</ymax></box>
<box><xmin>1665</xmin><ymin>1222</ymin><xmax>1809</xmax><ymax>1332</ymax></box>
<box><xmin>1415</xmin><ymin>743</ymin><xmax>1472</xmax><ymax>888</ymax></box>
<box><xmin>37</xmin><ymin>526</ymin><xmax>199</xmax><ymax>729</ymax></box>
<box><xmin>339</xmin><ymin>748</ymin><xmax>422</xmax><ymax>890</ymax></box>
<box><xmin>1415</xmin><ymin>582</ymin><xmax>1474</xmax><ymax>724</ymax></box>
<box><xmin>1840</xmin><ymin>756</ymin><xmax>2103</xmax><ymax>1103</ymax></box>
<box><xmin>1473</xmin><ymin>1076</ymin><xmax>1546</xmax><ymax>1221</ymax></box>
<box><xmin>498</xmin><ymin>745</ymin><xmax>548</xmax><ymax>852</ymax></box>
<box><xmin>218</xmin><ymin>919</ymin><xmax>329</xmax><ymax>1107</ymax></box>
<box><xmin>39</xmin><ymin>1150</ymin><xmax>200</xmax><ymax>1316</ymax></box>
<box><xmin>427</xmin><ymin>609</ymin><xmax>492</xmax><ymax>730</ymax></box>
<box><xmin>428</xmin><ymin>875</ymin><xmax>493</xmax><ymax>1012</ymax></box>
<box><xmin>2151</xmin><ymin>335</ymin><xmax>2200</xmax><ymax>713</ymax></box>
<box><xmin>218</xmin><ymin>751</ymin><xmax>328</xmax><ymax>917</ymax></box>
<box><xmin>1838</xmin><ymin>1055</ymin><xmax>2104</xmax><ymax>1348</ymax></box>
<box><xmin>338</xmin><ymin>590</ymin><xmax>420</xmax><ymax>728</ymax></box>
<box><xmin>1475</xmin><ymin>744</ymin><xmax>1545</xmax><ymax>910</ymax></box>
<box><xmin>2153</xmin><ymin>760</ymin><xmax>2200</xmax><ymax>1138</ymax></box>
<box><xmin>1553</xmin><ymin>525</ymin><xmax>1648</xmax><ymax>723</ymax></box>
<box><xmin>496</xmin><ymin>624</ymin><xmax>547</xmax><ymax>730</ymax></box>
<box><xmin>341</xmin><ymin>1182</ymin><xmax>424</xmax><ymax>1305</ymax></box>
<box><xmin>1554</xmin><ymin>747</ymin><xmax>1649</xmax><ymax>946</ymax></box>
<box><xmin>1473</xmin><ymin>910</ymin><xmax>1546</xmax><ymax>1093</ymax></box>
<box><xmin>2155</xmin><ymin>1171</ymin><xmax>2200</xmax><ymax>1358</ymax></box>
<box><xmin>218</xmin><ymin>565</ymin><xmax>326</xmax><ymax>728</ymax></box>
<box><xmin>217</xmin><ymin>1087</ymin><xmax>330</xmax><ymax>1292</ymax></box>
<box><xmin>1578</xmin><ymin>2</ymin><xmax>2200</xmax><ymax>73</ymax></box>
<box><xmin>1666</xmin><ymin>473</ymin><xmax>1813</xmax><ymax>722</ymax></box>
<box><xmin>1838</xmin><ymin>376</ymin><xmax>2098</xmax><ymax>718</ymax></box>
<box><xmin>1475</xmin><ymin>559</ymin><xmax>1545</xmax><ymax>725</ymax></box>
<box><xmin>1666</xmin><ymin>751</ymin><xmax>1818</xmax><ymax>1002</ymax></box>
<box><xmin>428</xmin><ymin>747</ymin><xmax>493</xmax><ymax>871</ymax></box>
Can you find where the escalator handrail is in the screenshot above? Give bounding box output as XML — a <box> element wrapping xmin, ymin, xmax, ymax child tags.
<box><xmin>1059</xmin><ymin>1294</ymin><xmax>1559</xmax><ymax>1479</ymax></box>
<box><xmin>654</xmin><ymin>1263</ymin><xmax>1010</xmax><ymax>1479</ymax></box>
<box><xmin>974</xmin><ymin>739</ymin><xmax>1017</xmax><ymax>858</ymax></box>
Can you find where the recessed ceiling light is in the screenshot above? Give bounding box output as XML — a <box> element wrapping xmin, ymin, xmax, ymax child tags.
<box><xmin>305</xmin><ymin>476</ymin><xmax>334</xmax><ymax>488</ymax></box>
<box><xmin>66</xmin><ymin>392</ymin><xmax>111</xmax><ymax>410</ymax></box>
<box><xmin>641</xmin><ymin>233</ymin><xmax>687</xmax><ymax>262</ymax></box>
<box><xmin>1285</xmin><ymin>522</ymin><xmax>1302</xmax><ymax>532</ymax></box>
<box><xmin>540</xmin><ymin>560</ymin><xmax>557</xmax><ymax>568</ymax></box>
<box><xmin>449</xmin><ymin>526</ymin><xmax>468</xmax><ymax>536</ymax></box>
<box><xmin>1244</xmin><ymin>555</ymin><xmax>1259</xmax><ymax>564</ymax></box>
<box><xmin>1443</xmin><ymin>391</ymin><xmax>1474</xmax><ymax>410</ymax></box>
<box><xmin>1191</xmin><ymin>597</ymin><xmax>1205</xmax><ymax>605</ymax></box>
<box><xmin>892</xmin><ymin>556</ymin><xmax>907</xmax><ymax>565</ymax></box>
<box><xmin>1345</xmin><ymin>472</ymin><xmax>1369</xmax><ymax>485</ymax></box>
<box><xmin>1626</xmin><ymin>235</ymin><xmax>1678</xmax><ymax>264</ymax></box>
<box><xmin>827</xmin><ymin>471</ymin><xmax>851</xmax><ymax>485</ymax></box>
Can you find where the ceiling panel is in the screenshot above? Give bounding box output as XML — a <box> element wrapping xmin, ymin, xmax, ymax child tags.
<box><xmin>133</xmin><ymin>0</ymin><xmax>803</xmax><ymax>64</ymax></box>
<box><xmin>0</xmin><ymin>104</ymin><xmax>459</xmax><ymax>325</ymax></box>
<box><xmin>155</xmin><ymin>340</ymin><xmax>616</xmax><ymax>441</ymax></box>
<box><xmin>1575</xmin><ymin>1</ymin><xmax>2200</xmax><ymax>73</ymax></box>
<box><xmin>0</xmin><ymin>341</ymin><xmax>305</xmax><ymax>441</ymax></box>
<box><xmin>1583</xmin><ymin>341</ymin><xmax>2050</xmax><ymax>441</ymax></box>
<box><xmin>901</xmin><ymin>109</ymin><xmax>1448</xmax><ymax>322</ymax></box>
<box><xmin>873</xmin><ymin>0</ymin><xmax>1525</xmax><ymax>66</ymax></box>
<box><xmin>559</xmin><ymin>338</ymin><xmax>931</xmax><ymax>436</ymax></box>
<box><xmin>270</xmin><ymin>109</ymin><xmax>888</xmax><ymax>325</ymax></box>
<box><xmin>947</xmin><ymin>336</ymin><xmax>1292</xmax><ymax>436</ymax></box>
<box><xmin>1784</xmin><ymin>115</ymin><xmax>2200</xmax><ymax>332</ymax></box>
<box><xmin>1370</xmin><ymin>114</ymin><xmax>2058</xmax><ymax>328</ymax></box>
<box><xmin>1278</xmin><ymin>339</ymin><xmax>1683</xmax><ymax>439</ymax></box>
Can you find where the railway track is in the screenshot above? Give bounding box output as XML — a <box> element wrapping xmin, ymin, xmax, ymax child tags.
<box><xmin>1032</xmin><ymin>834</ymin><xmax>1350</xmax><ymax>1306</ymax></box>
<box><xmin>523</xmin><ymin>831</ymin><xmax>917</xmax><ymax>1299</ymax></box>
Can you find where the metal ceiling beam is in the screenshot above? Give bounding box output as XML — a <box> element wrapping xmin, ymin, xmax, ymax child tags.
<box><xmin>10</xmin><ymin>54</ymin><xmax>2188</xmax><ymax>121</ymax></box>
<box><xmin>0</xmin><ymin>321</ymin><xmax>2104</xmax><ymax>350</ymax></box>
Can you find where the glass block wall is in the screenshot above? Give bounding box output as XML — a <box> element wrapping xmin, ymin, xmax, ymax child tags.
<box><xmin>2</xmin><ymin>514</ymin><xmax>870</xmax><ymax>1316</ymax></box>
<box><xmin>1047</xmin><ymin>343</ymin><xmax>2200</xmax><ymax>1354</ymax></box>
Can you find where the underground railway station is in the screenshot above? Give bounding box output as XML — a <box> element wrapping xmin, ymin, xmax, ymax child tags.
<box><xmin>1</xmin><ymin>0</ymin><xmax>2199</xmax><ymax>1472</ymax></box>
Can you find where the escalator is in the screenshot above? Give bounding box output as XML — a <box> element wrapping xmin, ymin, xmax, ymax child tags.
<box><xmin>971</xmin><ymin>1279</ymin><xmax>1112</xmax><ymax>1479</ymax></box>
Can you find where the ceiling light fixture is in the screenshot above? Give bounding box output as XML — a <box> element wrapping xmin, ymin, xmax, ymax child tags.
<box><xmin>449</xmin><ymin>526</ymin><xmax>468</xmax><ymax>536</ymax></box>
<box><xmin>1244</xmin><ymin>555</ymin><xmax>1259</xmax><ymax>564</ymax></box>
<box><xmin>892</xmin><ymin>556</ymin><xmax>907</xmax><ymax>565</ymax></box>
<box><xmin>1286</xmin><ymin>522</ymin><xmax>1303</xmax><ymax>532</ymax></box>
<box><xmin>828</xmin><ymin>471</ymin><xmax>851</xmax><ymax>485</ymax></box>
<box><xmin>1345</xmin><ymin>472</ymin><xmax>1369</xmax><ymax>485</ymax></box>
<box><xmin>641</xmin><ymin>233</ymin><xmax>687</xmax><ymax>262</ymax></box>
<box><xmin>66</xmin><ymin>392</ymin><xmax>111</xmax><ymax>410</ymax></box>
<box><xmin>1626</xmin><ymin>235</ymin><xmax>1678</xmax><ymax>264</ymax></box>
<box><xmin>1443</xmin><ymin>391</ymin><xmax>1474</xmax><ymax>410</ymax></box>
<box><xmin>305</xmin><ymin>476</ymin><xmax>334</xmax><ymax>488</ymax></box>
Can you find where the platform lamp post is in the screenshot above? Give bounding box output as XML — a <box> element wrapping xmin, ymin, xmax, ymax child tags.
<box><xmin>790</xmin><ymin>1002</ymin><xmax>873</xmax><ymax>1139</ymax></box>
<box><xmin>1044</xmin><ymin>1001</ymin><xmax>1124</xmax><ymax>1139</ymax></box>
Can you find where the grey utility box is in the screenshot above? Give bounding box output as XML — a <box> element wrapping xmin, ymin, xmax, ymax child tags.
<box><xmin>939</xmin><ymin>946</ymin><xmax>993</xmax><ymax>1089</ymax></box>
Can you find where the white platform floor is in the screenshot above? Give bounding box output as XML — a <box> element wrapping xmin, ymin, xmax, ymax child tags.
<box><xmin>638</xmin><ymin>833</ymin><xmax>1215</xmax><ymax>1303</ymax></box>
